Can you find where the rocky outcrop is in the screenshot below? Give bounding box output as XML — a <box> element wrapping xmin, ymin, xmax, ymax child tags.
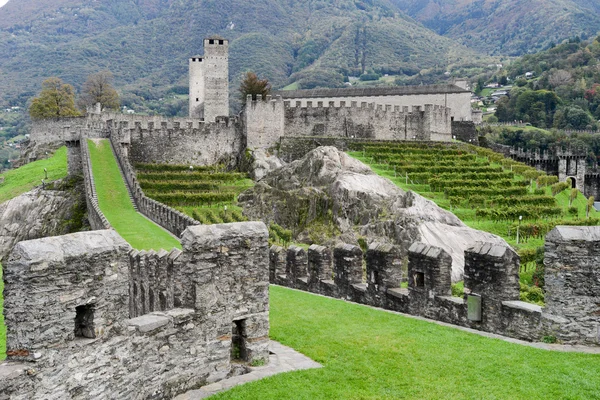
<box><xmin>239</xmin><ymin>146</ymin><xmax>506</xmax><ymax>281</ymax></box>
<box><xmin>0</xmin><ymin>181</ymin><xmax>87</xmax><ymax>262</ymax></box>
<box><xmin>247</xmin><ymin>148</ymin><xmax>285</xmax><ymax>181</ymax></box>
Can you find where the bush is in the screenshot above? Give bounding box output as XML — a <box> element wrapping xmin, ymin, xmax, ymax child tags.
<box><xmin>568</xmin><ymin>206</ymin><xmax>578</xmax><ymax>216</ymax></box>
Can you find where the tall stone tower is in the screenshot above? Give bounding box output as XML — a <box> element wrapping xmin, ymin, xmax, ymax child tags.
<box><xmin>189</xmin><ymin>37</ymin><xmax>229</xmax><ymax>121</ymax></box>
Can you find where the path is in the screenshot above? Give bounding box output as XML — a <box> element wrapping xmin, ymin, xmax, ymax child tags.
<box><xmin>175</xmin><ymin>341</ymin><xmax>322</xmax><ymax>400</ymax></box>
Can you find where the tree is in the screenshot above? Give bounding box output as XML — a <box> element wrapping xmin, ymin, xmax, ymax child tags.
<box><xmin>29</xmin><ymin>77</ymin><xmax>80</xmax><ymax>119</ymax></box>
<box><xmin>78</xmin><ymin>70</ymin><xmax>120</xmax><ymax>111</ymax></box>
<box><xmin>239</xmin><ymin>72</ymin><xmax>271</xmax><ymax>104</ymax></box>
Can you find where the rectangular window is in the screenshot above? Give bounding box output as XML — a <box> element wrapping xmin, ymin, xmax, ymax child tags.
<box><xmin>75</xmin><ymin>304</ymin><xmax>95</xmax><ymax>339</ymax></box>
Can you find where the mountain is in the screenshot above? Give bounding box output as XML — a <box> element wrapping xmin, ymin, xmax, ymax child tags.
<box><xmin>390</xmin><ymin>0</ymin><xmax>600</xmax><ymax>55</ymax></box>
<box><xmin>0</xmin><ymin>0</ymin><xmax>488</xmax><ymax>111</ymax></box>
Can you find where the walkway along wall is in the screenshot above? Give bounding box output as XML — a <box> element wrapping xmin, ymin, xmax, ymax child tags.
<box><xmin>80</xmin><ymin>139</ymin><xmax>111</xmax><ymax>230</ymax></box>
<box><xmin>0</xmin><ymin>222</ymin><xmax>270</xmax><ymax>399</ymax></box>
<box><xmin>109</xmin><ymin>133</ymin><xmax>199</xmax><ymax>237</ymax></box>
<box><xmin>271</xmin><ymin>226</ymin><xmax>600</xmax><ymax>345</ymax></box>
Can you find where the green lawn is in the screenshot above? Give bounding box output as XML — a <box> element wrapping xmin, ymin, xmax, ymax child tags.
<box><xmin>0</xmin><ymin>146</ymin><xmax>67</xmax><ymax>203</ymax></box>
<box><xmin>87</xmin><ymin>139</ymin><xmax>181</xmax><ymax>251</ymax></box>
<box><xmin>212</xmin><ymin>286</ymin><xmax>600</xmax><ymax>400</ymax></box>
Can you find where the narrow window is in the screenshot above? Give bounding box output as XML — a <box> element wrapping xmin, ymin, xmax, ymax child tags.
<box><xmin>414</xmin><ymin>272</ymin><xmax>425</xmax><ymax>288</ymax></box>
<box><xmin>75</xmin><ymin>304</ymin><xmax>95</xmax><ymax>339</ymax></box>
<box><xmin>231</xmin><ymin>319</ymin><xmax>248</xmax><ymax>361</ymax></box>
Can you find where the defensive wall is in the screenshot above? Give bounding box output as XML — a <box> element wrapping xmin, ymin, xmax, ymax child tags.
<box><xmin>0</xmin><ymin>222</ymin><xmax>270</xmax><ymax>399</ymax></box>
<box><xmin>274</xmin><ymin>84</ymin><xmax>474</xmax><ymax>122</ymax></box>
<box><xmin>271</xmin><ymin>225</ymin><xmax>600</xmax><ymax>345</ymax></box>
<box><xmin>245</xmin><ymin>95</ymin><xmax>453</xmax><ymax>151</ymax></box>
<box><xmin>79</xmin><ymin>139</ymin><xmax>111</xmax><ymax>231</ymax></box>
<box><xmin>109</xmin><ymin>132</ymin><xmax>199</xmax><ymax>237</ymax></box>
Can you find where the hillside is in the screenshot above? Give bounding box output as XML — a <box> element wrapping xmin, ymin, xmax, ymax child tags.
<box><xmin>390</xmin><ymin>0</ymin><xmax>600</xmax><ymax>55</ymax></box>
<box><xmin>0</xmin><ymin>0</ymin><xmax>488</xmax><ymax>111</ymax></box>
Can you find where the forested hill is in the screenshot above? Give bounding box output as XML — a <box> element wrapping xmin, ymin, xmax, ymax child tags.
<box><xmin>389</xmin><ymin>0</ymin><xmax>600</xmax><ymax>56</ymax></box>
<box><xmin>0</xmin><ymin>0</ymin><xmax>487</xmax><ymax>110</ymax></box>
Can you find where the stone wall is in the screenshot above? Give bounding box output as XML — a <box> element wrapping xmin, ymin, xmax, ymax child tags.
<box><xmin>109</xmin><ymin>116</ymin><xmax>243</xmax><ymax>166</ymax></box>
<box><xmin>276</xmin><ymin>87</ymin><xmax>473</xmax><ymax>122</ymax></box>
<box><xmin>544</xmin><ymin>226</ymin><xmax>600</xmax><ymax>344</ymax></box>
<box><xmin>282</xmin><ymin>102</ymin><xmax>452</xmax><ymax>144</ymax></box>
<box><xmin>30</xmin><ymin>114</ymin><xmax>109</xmax><ymax>145</ymax></box>
<box><xmin>109</xmin><ymin>133</ymin><xmax>199</xmax><ymax>237</ymax></box>
<box><xmin>80</xmin><ymin>139</ymin><xmax>111</xmax><ymax>230</ymax></box>
<box><xmin>244</xmin><ymin>95</ymin><xmax>285</xmax><ymax>150</ymax></box>
<box><xmin>0</xmin><ymin>222</ymin><xmax>270</xmax><ymax>399</ymax></box>
<box><xmin>271</xmin><ymin>236</ymin><xmax>600</xmax><ymax>344</ymax></box>
<box><xmin>451</xmin><ymin>121</ymin><xmax>478</xmax><ymax>144</ymax></box>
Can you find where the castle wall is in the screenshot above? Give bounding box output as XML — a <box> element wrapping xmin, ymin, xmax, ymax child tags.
<box><xmin>30</xmin><ymin>114</ymin><xmax>110</xmax><ymax>144</ymax></box>
<box><xmin>1</xmin><ymin>222</ymin><xmax>270</xmax><ymax>399</ymax></box>
<box><xmin>244</xmin><ymin>95</ymin><xmax>285</xmax><ymax>150</ymax></box>
<box><xmin>544</xmin><ymin>226</ymin><xmax>600</xmax><ymax>345</ymax></box>
<box><xmin>109</xmin><ymin>116</ymin><xmax>242</xmax><ymax>166</ymax></box>
<box><xmin>80</xmin><ymin>138</ymin><xmax>111</xmax><ymax>230</ymax></box>
<box><xmin>280</xmin><ymin>101</ymin><xmax>452</xmax><ymax>145</ymax></box>
<box><xmin>109</xmin><ymin>132</ymin><xmax>199</xmax><ymax>237</ymax></box>
<box><xmin>270</xmin><ymin>237</ymin><xmax>600</xmax><ymax>344</ymax></box>
<box><xmin>281</xmin><ymin>91</ymin><xmax>473</xmax><ymax>122</ymax></box>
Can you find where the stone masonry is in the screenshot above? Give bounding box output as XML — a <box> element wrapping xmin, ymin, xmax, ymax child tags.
<box><xmin>270</xmin><ymin>229</ymin><xmax>600</xmax><ymax>346</ymax></box>
<box><xmin>544</xmin><ymin>226</ymin><xmax>600</xmax><ymax>344</ymax></box>
<box><xmin>0</xmin><ymin>221</ymin><xmax>270</xmax><ymax>399</ymax></box>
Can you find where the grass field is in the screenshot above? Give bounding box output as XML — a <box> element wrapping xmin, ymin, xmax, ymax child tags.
<box><xmin>211</xmin><ymin>286</ymin><xmax>600</xmax><ymax>400</ymax></box>
<box><xmin>87</xmin><ymin>139</ymin><xmax>181</xmax><ymax>251</ymax></box>
<box><xmin>0</xmin><ymin>146</ymin><xmax>67</xmax><ymax>203</ymax></box>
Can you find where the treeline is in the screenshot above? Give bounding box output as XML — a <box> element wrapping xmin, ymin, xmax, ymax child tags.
<box><xmin>489</xmin><ymin>37</ymin><xmax>600</xmax><ymax>130</ymax></box>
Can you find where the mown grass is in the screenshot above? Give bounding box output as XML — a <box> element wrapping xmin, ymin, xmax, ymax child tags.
<box><xmin>212</xmin><ymin>286</ymin><xmax>600</xmax><ymax>400</ymax></box>
<box><xmin>0</xmin><ymin>146</ymin><xmax>67</xmax><ymax>203</ymax></box>
<box><xmin>88</xmin><ymin>139</ymin><xmax>181</xmax><ymax>251</ymax></box>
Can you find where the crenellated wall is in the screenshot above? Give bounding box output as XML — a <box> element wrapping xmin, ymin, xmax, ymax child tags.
<box><xmin>109</xmin><ymin>133</ymin><xmax>199</xmax><ymax>237</ymax></box>
<box><xmin>80</xmin><ymin>138</ymin><xmax>111</xmax><ymax>230</ymax></box>
<box><xmin>270</xmin><ymin>231</ymin><xmax>600</xmax><ymax>345</ymax></box>
<box><xmin>108</xmin><ymin>115</ymin><xmax>243</xmax><ymax>166</ymax></box>
<box><xmin>0</xmin><ymin>222</ymin><xmax>270</xmax><ymax>399</ymax></box>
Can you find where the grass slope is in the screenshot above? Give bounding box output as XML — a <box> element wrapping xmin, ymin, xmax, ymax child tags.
<box><xmin>0</xmin><ymin>147</ymin><xmax>68</xmax><ymax>360</ymax></box>
<box><xmin>87</xmin><ymin>139</ymin><xmax>181</xmax><ymax>251</ymax></box>
<box><xmin>0</xmin><ymin>146</ymin><xmax>67</xmax><ymax>203</ymax></box>
<box><xmin>212</xmin><ymin>286</ymin><xmax>600</xmax><ymax>400</ymax></box>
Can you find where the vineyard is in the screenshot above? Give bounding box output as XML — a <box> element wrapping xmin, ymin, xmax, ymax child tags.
<box><xmin>135</xmin><ymin>163</ymin><xmax>253</xmax><ymax>225</ymax></box>
<box><xmin>348</xmin><ymin>141</ymin><xmax>599</xmax><ymax>305</ymax></box>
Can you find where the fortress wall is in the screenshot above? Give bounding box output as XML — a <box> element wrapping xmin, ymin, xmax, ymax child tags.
<box><xmin>1</xmin><ymin>222</ymin><xmax>270</xmax><ymax>399</ymax></box>
<box><xmin>109</xmin><ymin>132</ymin><xmax>199</xmax><ymax>237</ymax></box>
<box><xmin>244</xmin><ymin>95</ymin><xmax>285</xmax><ymax>150</ymax></box>
<box><xmin>282</xmin><ymin>102</ymin><xmax>452</xmax><ymax>143</ymax></box>
<box><xmin>267</xmin><ymin>235</ymin><xmax>600</xmax><ymax>344</ymax></box>
<box><xmin>30</xmin><ymin>114</ymin><xmax>111</xmax><ymax>144</ymax></box>
<box><xmin>80</xmin><ymin>138</ymin><xmax>111</xmax><ymax>230</ymax></box>
<box><xmin>544</xmin><ymin>226</ymin><xmax>600</xmax><ymax>344</ymax></box>
<box><xmin>111</xmin><ymin>117</ymin><xmax>242</xmax><ymax>166</ymax></box>
<box><xmin>282</xmin><ymin>91</ymin><xmax>472</xmax><ymax>122</ymax></box>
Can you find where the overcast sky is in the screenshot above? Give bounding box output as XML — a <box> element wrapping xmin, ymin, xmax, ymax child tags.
<box><xmin>0</xmin><ymin>0</ymin><xmax>8</xmax><ymax>8</ymax></box>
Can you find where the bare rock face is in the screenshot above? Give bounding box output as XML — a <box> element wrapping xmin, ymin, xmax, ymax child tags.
<box><xmin>239</xmin><ymin>146</ymin><xmax>506</xmax><ymax>281</ymax></box>
<box><xmin>0</xmin><ymin>184</ymin><xmax>86</xmax><ymax>262</ymax></box>
<box><xmin>248</xmin><ymin>148</ymin><xmax>285</xmax><ymax>181</ymax></box>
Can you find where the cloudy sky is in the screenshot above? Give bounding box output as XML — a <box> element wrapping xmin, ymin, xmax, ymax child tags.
<box><xmin>0</xmin><ymin>0</ymin><xmax>8</xmax><ymax>8</ymax></box>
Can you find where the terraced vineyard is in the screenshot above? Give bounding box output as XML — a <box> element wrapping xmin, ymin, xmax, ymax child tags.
<box><xmin>348</xmin><ymin>142</ymin><xmax>599</xmax><ymax>304</ymax></box>
<box><xmin>135</xmin><ymin>163</ymin><xmax>253</xmax><ymax>225</ymax></box>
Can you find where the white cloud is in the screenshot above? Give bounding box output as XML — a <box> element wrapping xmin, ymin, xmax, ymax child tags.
<box><xmin>0</xmin><ymin>0</ymin><xmax>9</xmax><ymax>8</ymax></box>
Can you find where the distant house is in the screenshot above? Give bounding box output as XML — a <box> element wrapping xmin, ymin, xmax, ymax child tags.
<box><xmin>525</xmin><ymin>71</ymin><xmax>535</xmax><ymax>79</ymax></box>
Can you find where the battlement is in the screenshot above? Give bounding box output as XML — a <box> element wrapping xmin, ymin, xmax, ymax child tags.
<box><xmin>1</xmin><ymin>222</ymin><xmax>270</xmax><ymax>398</ymax></box>
<box><xmin>204</xmin><ymin>37</ymin><xmax>228</xmax><ymax>47</ymax></box>
<box><xmin>269</xmin><ymin>230</ymin><xmax>600</xmax><ymax>346</ymax></box>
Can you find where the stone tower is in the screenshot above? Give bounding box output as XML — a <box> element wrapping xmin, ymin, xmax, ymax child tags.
<box><xmin>189</xmin><ymin>37</ymin><xmax>229</xmax><ymax>121</ymax></box>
